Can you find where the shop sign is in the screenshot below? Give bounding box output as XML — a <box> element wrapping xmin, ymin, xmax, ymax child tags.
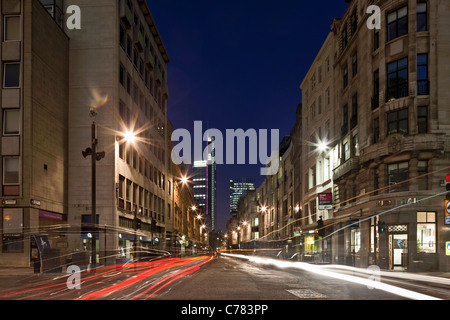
<box><xmin>318</xmin><ymin>193</ymin><xmax>332</xmax><ymax>210</ymax></box>
<box><xmin>446</xmin><ymin>242</ymin><xmax>450</xmax><ymax>256</ymax></box>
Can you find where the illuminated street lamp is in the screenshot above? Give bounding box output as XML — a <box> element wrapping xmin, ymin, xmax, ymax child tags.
<box><xmin>123</xmin><ymin>130</ymin><xmax>136</xmax><ymax>143</ymax></box>
<box><xmin>317</xmin><ymin>140</ymin><xmax>328</xmax><ymax>152</ymax></box>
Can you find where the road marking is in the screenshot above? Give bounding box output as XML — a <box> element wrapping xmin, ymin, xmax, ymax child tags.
<box><xmin>287</xmin><ymin>289</ymin><xmax>327</xmax><ymax>299</ymax></box>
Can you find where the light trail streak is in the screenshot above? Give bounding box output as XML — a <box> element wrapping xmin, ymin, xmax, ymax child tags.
<box><xmin>222</xmin><ymin>253</ymin><xmax>442</xmax><ymax>300</ymax></box>
<box><xmin>77</xmin><ymin>256</ymin><xmax>212</xmax><ymax>300</ymax></box>
<box><xmin>131</xmin><ymin>255</ymin><xmax>213</xmax><ymax>300</ymax></box>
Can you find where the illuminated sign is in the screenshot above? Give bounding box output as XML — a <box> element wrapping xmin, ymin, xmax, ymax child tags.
<box><xmin>446</xmin><ymin>242</ymin><xmax>450</xmax><ymax>256</ymax></box>
<box><xmin>318</xmin><ymin>193</ymin><xmax>332</xmax><ymax>210</ymax></box>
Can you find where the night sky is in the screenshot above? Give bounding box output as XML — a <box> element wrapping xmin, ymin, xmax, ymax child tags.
<box><xmin>147</xmin><ymin>0</ymin><xmax>349</xmax><ymax>231</ymax></box>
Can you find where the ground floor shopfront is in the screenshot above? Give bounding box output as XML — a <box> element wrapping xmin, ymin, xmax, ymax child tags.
<box><xmin>327</xmin><ymin>196</ymin><xmax>450</xmax><ymax>272</ymax></box>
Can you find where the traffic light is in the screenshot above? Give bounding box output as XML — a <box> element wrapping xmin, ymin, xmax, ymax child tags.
<box><xmin>378</xmin><ymin>221</ymin><xmax>386</xmax><ymax>233</ymax></box>
<box><xmin>445</xmin><ymin>174</ymin><xmax>450</xmax><ymax>200</ymax></box>
<box><xmin>135</xmin><ymin>218</ymin><xmax>142</xmax><ymax>230</ymax></box>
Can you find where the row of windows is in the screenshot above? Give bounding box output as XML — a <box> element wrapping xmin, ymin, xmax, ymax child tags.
<box><xmin>337</xmin><ymin>160</ymin><xmax>430</xmax><ymax>210</ymax></box>
<box><xmin>119</xmin><ymin>144</ymin><xmax>167</xmax><ymax>191</ymax></box>
<box><xmin>343</xmin><ymin>2</ymin><xmax>428</xmax><ymax>53</ymax></box>
<box><xmin>372</xmin><ymin>105</ymin><xmax>429</xmax><ymax>145</ymax></box>
<box><xmin>118</xmin><ymin>174</ymin><xmax>167</xmax><ymax>221</ymax></box>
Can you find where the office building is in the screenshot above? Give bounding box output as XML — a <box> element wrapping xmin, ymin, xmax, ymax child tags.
<box><xmin>192</xmin><ymin>137</ymin><xmax>217</xmax><ymax>231</ymax></box>
<box><xmin>229</xmin><ymin>178</ymin><xmax>255</xmax><ymax>216</ymax></box>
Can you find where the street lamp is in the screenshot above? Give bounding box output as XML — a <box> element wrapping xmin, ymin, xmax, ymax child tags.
<box><xmin>82</xmin><ymin>108</ymin><xmax>105</xmax><ymax>269</ymax></box>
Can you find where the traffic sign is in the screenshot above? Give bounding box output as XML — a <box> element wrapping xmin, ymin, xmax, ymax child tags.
<box><xmin>445</xmin><ymin>200</ymin><xmax>450</xmax><ymax>225</ymax></box>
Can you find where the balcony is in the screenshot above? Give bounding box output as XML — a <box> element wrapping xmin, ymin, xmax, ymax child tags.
<box><xmin>333</xmin><ymin>156</ymin><xmax>359</xmax><ymax>181</ymax></box>
<box><xmin>119</xmin><ymin>0</ymin><xmax>132</xmax><ymax>28</ymax></box>
<box><xmin>133</xmin><ymin>26</ymin><xmax>145</xmax><ymax>52</ymax></box>
<box><xmin>386</xmin><ymin>83</ymin><xmax>408</xmax><ymax>102</ymax></box>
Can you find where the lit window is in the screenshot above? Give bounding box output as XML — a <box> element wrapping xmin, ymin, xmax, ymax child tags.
<box><xmin>417</xmin><ymin>212</ymin><xmax>436</xmax><ymax>253</ymax></box>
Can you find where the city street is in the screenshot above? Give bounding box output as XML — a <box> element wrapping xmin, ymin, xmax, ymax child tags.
<box><xmin>0</xmin><ymin>253</ymin><xmax>448</xmax><ymax>301</ymax></box>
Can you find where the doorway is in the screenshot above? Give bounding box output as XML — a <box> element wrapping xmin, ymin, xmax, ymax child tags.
<box><xmin>389</xmin><ymin>233</ymin><xmax>408</xmax><ymax>270</ymax></box>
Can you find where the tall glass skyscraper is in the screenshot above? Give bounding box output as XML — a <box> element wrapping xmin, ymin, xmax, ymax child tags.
<box><xmin>229</xmin><ymin>178</ymin><xmax>255</xmax><ymax>216</ymax></box>
<box><xmin>193</xmin><ymin>138</ymin><xmax>217</xmax><ymax>231</ymax></box>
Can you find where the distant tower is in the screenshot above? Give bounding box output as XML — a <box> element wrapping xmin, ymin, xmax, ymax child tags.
<box><xmin>193</xmin><ymin>137</ymin><xmax>217</xmax><ymax>230</ymax></box>
<box><xmin>229</xmin><ymin>178</ymin><xmax>255</xmax><ymax>216</ymax></box>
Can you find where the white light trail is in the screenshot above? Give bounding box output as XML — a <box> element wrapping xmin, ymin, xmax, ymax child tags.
<box><xmin>222</xmin><ymin>254</ymin><xmax>442</xmax><ymax>300</ymax></box>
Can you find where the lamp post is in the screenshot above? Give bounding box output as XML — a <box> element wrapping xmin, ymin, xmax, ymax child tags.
<box><xmin>82</xmin><ymin>108</ymin><xmax>105</xmax><ymax>269</ymax></box>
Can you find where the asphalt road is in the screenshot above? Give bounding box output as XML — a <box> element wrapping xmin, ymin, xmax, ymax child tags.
<box><xmin>0</xmin><ymin>253</ymin><xmax>448</xmax><ymax>302</ymax></box>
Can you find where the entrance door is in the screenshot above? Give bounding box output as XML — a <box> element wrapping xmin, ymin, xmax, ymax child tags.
<box><xmin>390</xmin><ymin>234</ymin><xmax>407</xmax><ymax>269</ymax></box>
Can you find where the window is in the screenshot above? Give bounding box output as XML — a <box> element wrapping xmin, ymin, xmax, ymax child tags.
<box><xmin>417</xmin><ymin>106</ymin><xmax>428</xmax><ymax>134</ymax></box>
<box><xmin>417</xmin><ymin>212</ymin><xmax>436</xmax><ymax>253</ymax></box>
<box><xmin>387</xmin><ymin>57</ymin><xmax>408</xmax><ymax>100</ymax></box>
<box><xmin>373</xmin><ymin>118</ymin><xmax>380</xmax><ymax>143</ymax></box>
<box><xmin>352</xmin><ymin>134</ymin><xmax>359</xmax><ymax>157</ymax></box>
<box><xmin>119</xmin><ymin>23</ymin><xmax>126</xmax><ymax>48</ymax></box>
<box><xmin>352</xmin><ymin>52</ymin><xmax>358</xmax><ymax>77</ymax></box>
<box><xmin>3</xmin><ymin>109</ymin><xmax>20</xmax><ymax>135</ymax></box>
<box><xmin>374</xmin><ymin>28</ymin><xmax>380</xmax><ymax>51</ymax></box>
<box><xmin>4</xmin><ymin>16</ymin><xmax>20</xmax><ymax>41</ymax></box>
<box><xmin>2</xmin><ymin>208</ymin><xmax>23</xmax><ymax>252</ymax></box>
<box><xmin>310</xmin><ymin>199</ymin><xmax>316</xmax><ymax>222</ymax></box>
<box><xmin>387</xmin><ymin>6</ymin><xmax>408</xmax><ymax>42</ymax></box>
<box><xmin>351</xmin><ymin>11</ymin><xmax>358</xmax><ymax>35</ymax></box>
<box><xmin>372</xmin><ymin>70</ymin><xmax>379</xmax><ymax>110</ymax></box>
<box><xmin>126</xmin><ymin>35</ymin><xmax>132</xmax><ymax>57</ymax></box>
<box><xmin>351</xmin><ymin>94</ymin><xmax>358</xmax><ymax>129</ymax></box>
<box><xmin>341</xmin><ymin>27</ymin><xmax>348</xmax><ymax>51</ymax></box>
<box><xmin>417</xmin><ymin>160</ymin><xmax>428</xmax><ymax>190</ymax></box>
<box><xmin>343</xmin><ymin>66</ymin><xmax>348</xmax><ymax>89</ymax></box>
<box><xmin>311</xmin><ymin>165</ymin><xmax>316</xmax><ymax>187</ymax></box>
<box><xmin>417</xmin><ymin>53</ymin><xmax>429</xmax><ymax>95</ymax></box>
<box><xmin>3</xmin><ymin>157</ymin><xmax>19</xmax><ymax>185</ymax></box>
<box><xmin>417</xmin><ymin>2</ymin><xmax>427</xmax><ymax>32</ymax></box>
<box><xmin>387</xmin><ymin>108</ymin><xmax>408</xmax><ymax>135</ymax></box>
<box><xmin>3</xmin><ymin>63</ymin><xmax>20</xmax><ymax>88</ymax></box>
<box><xmin>388</xmin><ymin>162</ymin><xmax>409</xmax><ymax>192</ymax></box>
<box><xmin>126</xmin><ymin>73</ymin><xmax>131</xmax><ymax>94</ymax></box>
<box><xmin>119</xmin><ymin>64</ymin><xmax>125</xmax><ymax>87</ymax></box>
<box><xmin>343</xmin><ymin>142</ymin><xmax>350</xmax><ymax>161</ymax></box>
<box><xmin>342</xmin><ymin>104</ymin><xmax>348</xmax><ymax>135</ymax></box>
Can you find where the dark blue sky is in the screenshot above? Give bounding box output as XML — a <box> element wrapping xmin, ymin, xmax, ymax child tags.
<box><xmin>147</xmin><ymin>0</ymin><xmax>349</xmax><ymax>231</ymax></box>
